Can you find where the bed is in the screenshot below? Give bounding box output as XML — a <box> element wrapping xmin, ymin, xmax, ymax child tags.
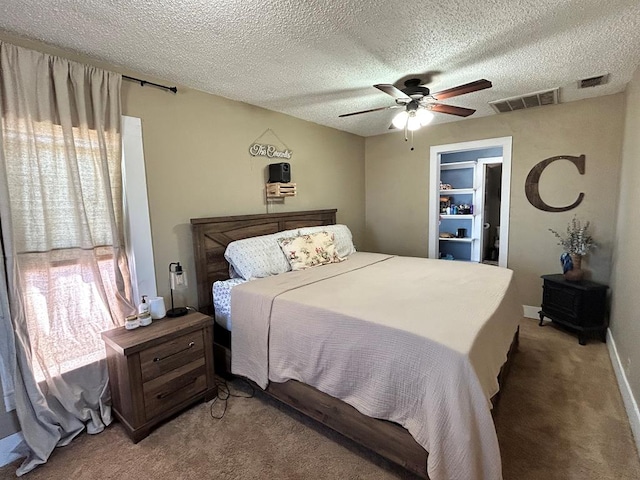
<box><xmin>191</xmin><ymin>209</ymin><xmax>520</xmax><ymax>480</ymax></box>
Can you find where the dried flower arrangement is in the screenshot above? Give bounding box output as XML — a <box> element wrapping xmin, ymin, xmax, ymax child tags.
<box><xmin>549</xmin><ymin>217</ymin><xmax>596</xmax><ymax>256</ymax></box>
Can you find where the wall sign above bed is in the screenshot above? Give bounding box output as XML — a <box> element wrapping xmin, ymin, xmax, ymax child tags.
<box><xmin>249</xmin><ymin>128</ymin><xmax>292</xmax><ymax>159</ymax></box>
<box><xmin>249</xmin><ymin>143</ymin><xmax>292</xmax><ymax>159</ymax></box>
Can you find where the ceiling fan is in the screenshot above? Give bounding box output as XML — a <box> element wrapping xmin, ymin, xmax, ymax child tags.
<box><xmin>339</xmin><ymin>78</ymin><xmax>492</xmax><ymax>131</ymax></box>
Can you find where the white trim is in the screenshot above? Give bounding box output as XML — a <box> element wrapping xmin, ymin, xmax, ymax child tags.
<box><xmin>0</xmin><ymin>431</ymin><xmax>24</xmax><ymax>467</ymax></box>
<box><xmin>607</xmin><ymin>329</ymin><xmax>640</xmax><ymax>457</ymax></box>
<box><xmin>475</xmin><ymin>157</ymin><xmax>503</xmax><ymax>265</ymax></box>
<box><xmin>428</xmin><ymin>148</ymin><xmax>440</xmax><ymax>259</ymax></box>
<box><xmin>523</xmin><ymin>305</ymin><xmax>540</xmax><ymax>319</ymax></box>
<box><xmin>431</xmin><ymin>136</ymin><xmax>512</xmax><ymax>152</ymax></box>
<box><xmin>440</xmin><ymin>160</ymin><xmax>477</xmax><ymax>170</ymax></box>
<box><xmin>440</xmin><ymin>214</ymin><xmax>474</xmax><ymax>220</ymax></box>
<box><xmin>429</xmin><ymin>137</ymin><xmax>512</xmax><ymax>267</ymax></box>
<box><xmin>440</xmin><ymin>188</ymin><xmax>474</xmax><ymax>195</ymax></box>
<box><xmin>498</xmin><ymin>137</ymin><xmax>512</xmax><ymax>267</ymax></box>
<box><xmin>472</xmin><ymin>161</ymin><xmax>484</xmax><ymax>263</ymax></box>
<box><xmin>122</xmin><ymin>116</ymin><xmax>157</xmax><ymax>303</ymax></box>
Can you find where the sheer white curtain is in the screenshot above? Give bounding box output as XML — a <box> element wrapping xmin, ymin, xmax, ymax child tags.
<box><xmin>0</xmin><ymin>42</ymin><xmax>135</xmax><ymax>475</ymax></box>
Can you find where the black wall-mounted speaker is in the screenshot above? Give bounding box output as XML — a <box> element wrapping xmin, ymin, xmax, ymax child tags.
<box><xmin>268</xmin><ymin>162</ymin><xmax>291</xmax><ymax>183</ymax></box>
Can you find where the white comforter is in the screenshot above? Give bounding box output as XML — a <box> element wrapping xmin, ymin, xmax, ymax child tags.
<box><xmin>231</xmin><ymin>252</ymin><xmax>521</xmax><ymax>480</ymax></box>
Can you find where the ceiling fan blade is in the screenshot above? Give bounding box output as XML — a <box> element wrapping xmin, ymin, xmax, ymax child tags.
<box><xmin>374</xmin><ymin>84</ymin><xmax>411</xmax><ymax>100</ymax></box>
<box><xmin>430</xmin><ymin>103</ymin><xmax>476</xmax><ymax>117</ymax></box>
<box><xmin>339</xmin><ymin>105</ymin><xmax>401</xmax><ymax>118</ymax></box>
<box><xmin>430</xmin><ymin>79</ymin><xmax>492</xmax><ymax>100</ymax></box>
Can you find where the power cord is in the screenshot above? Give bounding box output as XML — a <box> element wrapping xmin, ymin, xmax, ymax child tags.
<box><xmin>209</xmin><ymin>377</ymin><xmax>255</xmax><ymax>420</ymax></box>
<box><xmin>180</xmin><ymin>308</ymin><xmax>256</xmax><ymax>419</ymax></box>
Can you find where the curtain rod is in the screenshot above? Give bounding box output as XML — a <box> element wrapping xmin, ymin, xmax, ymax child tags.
<box><xmin>122</xmin><ymin>75</ymin><xmax>177</xmax><ymax>94</ymax></box>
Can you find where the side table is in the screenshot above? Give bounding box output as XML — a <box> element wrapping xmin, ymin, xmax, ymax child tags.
<box><xmin>101</xmin><ymin>311</ymin><xmax>216</xmax><ymax>442</ymax></box>
<box><xmin>538</xmin><ymin>274</ymin><xmax>609</xmax><ymax>345</ymax></box>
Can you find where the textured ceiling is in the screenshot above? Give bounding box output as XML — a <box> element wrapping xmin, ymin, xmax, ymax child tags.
<box><xmin>0</xmin><ymin>0</ymin><xmax>639</xmax><ymax>137</ymax></box>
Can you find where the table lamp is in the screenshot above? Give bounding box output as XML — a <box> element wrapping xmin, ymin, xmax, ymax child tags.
<box><xmin>167</xmin><ymin>261</ymin><xmax>188</xmax><ymax>317</ymax></box>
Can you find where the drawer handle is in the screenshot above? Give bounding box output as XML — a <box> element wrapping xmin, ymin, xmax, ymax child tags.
<box><xmin>156</xmin><ymin>377</ymin><xmax>198</xmax><ymax>400</ymax></box>
<box><xmin>153</xmin><ymin>341</ymin><xmax>196</xmax><ymax>363</ymax></box>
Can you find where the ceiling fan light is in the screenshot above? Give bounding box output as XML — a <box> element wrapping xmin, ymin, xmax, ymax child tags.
<box><xmin>392</xmin><ymin>110</ymin><xmax>409</xmax><ymax>129</ymax></box>
<box><xmin>417</xmin><ymin>108</ymin><xmax>434</xmax><ymax>126</ymax></box>
<box><xmin>407</xmin><ymin>114</ymin><xmax>421</xmax><ymax>131</ymax></box>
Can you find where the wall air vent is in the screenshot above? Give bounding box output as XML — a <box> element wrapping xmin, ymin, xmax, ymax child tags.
<box><xmin>578</xmin><ymin>74</ymin><xmax>609</xmax><ymax>89</ymax></box>
<box><xmin>489</xmin><ymin>88</ymin><xmax>559</xmax><ymax>114</ymax></box>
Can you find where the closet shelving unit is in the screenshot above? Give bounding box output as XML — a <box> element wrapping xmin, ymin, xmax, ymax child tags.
<box><xmin>438</xmin><ymin>160</ymin><xmax>480</xmax><ymax>262</ymax></box>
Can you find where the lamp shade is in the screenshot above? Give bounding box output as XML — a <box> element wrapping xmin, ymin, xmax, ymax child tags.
<box><xmin>170</xmin><ymin>265</ymin><xmax>188</xmax><ymax>290</ymax></box>
<box><xmin>167</xmin><ymin>262</ymin><xmax>188</xmax><ymax>317</ymax></box>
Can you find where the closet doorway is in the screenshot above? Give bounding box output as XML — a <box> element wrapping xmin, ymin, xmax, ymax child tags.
<box><xmin>428</xmin><ymin>137</ymin><xmax>512</xmax><ymax>267</ymax></box>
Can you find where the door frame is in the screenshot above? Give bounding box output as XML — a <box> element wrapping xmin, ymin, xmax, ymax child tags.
<box><xmin>476</xmin><ymin>158</ymin><xmax>504</xmax><ymax>265</ymax></box>
<box><xmin>428</xmin><ymin>136</ymin><xmax>512</xmax><ymax>267</ymax></box>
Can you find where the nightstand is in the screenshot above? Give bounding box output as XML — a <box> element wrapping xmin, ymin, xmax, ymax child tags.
<box><xmin>101</xmin><ymin>311</ymin><xmax>216</xmax><ymax>442</ymax></box>
<box><xmin>538</xmin><ymin>274</ymin><xmax>609</xmax><ymax>345</ymax></box>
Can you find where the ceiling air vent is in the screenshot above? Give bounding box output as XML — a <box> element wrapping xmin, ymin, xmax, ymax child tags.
<box><xmin>489</xmin><ymin>88</ymin><xmax>559</xmax><ymax>114</ymax></box>
<box><xmin>578</xmin><ymin>74</ymin><xmax>609</xmax><ymax>89</ymax></box>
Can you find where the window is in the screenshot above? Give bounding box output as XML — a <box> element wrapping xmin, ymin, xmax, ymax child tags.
<box><xmin>21</xmin><ymin>251</ymin><xmax>120</xmax><ymax>382</ymax></box>
<box><xmin>3</xmin><ymin>119</ymin><xmax>130</xmax><ymax>382</ymax></box>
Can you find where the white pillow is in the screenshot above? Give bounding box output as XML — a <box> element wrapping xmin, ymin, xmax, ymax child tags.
<box><xmin>297</xmin><ymin>224</ymin><xmax>356</xmax><ymax>258</ymax></box>
<box><xmin>224</xmin><ymin>229</ymin><xmax>299</xmax><ymax>280</ymax></box>
<box><xmin>277</xmin><ymin>231</ymin><xmax>343</xmax><ymax>271</ymax></box>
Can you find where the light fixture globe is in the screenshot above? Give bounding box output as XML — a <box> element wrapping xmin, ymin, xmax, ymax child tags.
<box><xmin>407</xmin><ymin>113</ymin><xmax>421</xmax><ymax>131</ymax></box>
<box><xmin>417</xmin><ymin>108</ymin><xmax>434</xmax><ymax>126</ymax></box>
<box><xmin>392</xmin><ymin>110</ymin><xmax>409</xmax><ymax>129</ymax></box>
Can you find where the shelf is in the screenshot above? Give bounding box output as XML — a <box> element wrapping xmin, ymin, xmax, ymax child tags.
<box><xmin>440</xmin><ymin>188</ymin><xmax>474</xmax><ymax>195</ymax></box>
<box><xmin>434</xmin><ymin>157</ymin><xmax>480</xmax><ymax>264</ymax></box>
<box><xmin>440</xmin><ymin>161</ymin><xmax>477</xmax><ymax>170</ymax></box>
<box><xmin>266</xmin><ymin>182</ymin><xmax>296</xmax><ymax>198</ymax></box>
<box><xmin>439</xmin><ymin>237</ymin><xmax>474</xmax><ymax>243</ymax></box>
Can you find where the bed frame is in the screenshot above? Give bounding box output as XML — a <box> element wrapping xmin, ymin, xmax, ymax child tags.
<box><xmin>191</xmin><ymin>209</ymin><xmax>518</xmax><ymax>479</ymax></box>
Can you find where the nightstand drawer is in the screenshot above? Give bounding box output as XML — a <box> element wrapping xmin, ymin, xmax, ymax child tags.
<box><xmin>143</xmin><ymin>358</ymin><xmax>207</xmax><ymax>421</ymax></box>
<box><xmin>140</xmin><ymin>329</ymin><xmax>205</xmax><ymax>382</ymax></box>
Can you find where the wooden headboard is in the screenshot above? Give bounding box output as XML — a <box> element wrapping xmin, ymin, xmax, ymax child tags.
<box><xmin>190</xmin><ymin>209</ymin><xmax>337</xmax><ymax>314</ymax></box>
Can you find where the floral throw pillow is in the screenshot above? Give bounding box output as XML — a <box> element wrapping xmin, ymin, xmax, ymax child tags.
<box><xmin>277</xmin><ymin>231</ymin><xmax>343</xmax><ymax>271</ymax></box>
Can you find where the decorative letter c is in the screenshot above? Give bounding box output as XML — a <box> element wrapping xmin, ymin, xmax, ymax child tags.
<box><xmin>525</xmin><ymin>155</ymin><xmax>585</xmax><ymax>212</ymax></box>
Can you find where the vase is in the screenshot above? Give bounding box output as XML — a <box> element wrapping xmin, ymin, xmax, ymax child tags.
<box><xmin>564</xmin><ymin>254</ymin><xmax>585</xmax><ymax>282</ymax></box>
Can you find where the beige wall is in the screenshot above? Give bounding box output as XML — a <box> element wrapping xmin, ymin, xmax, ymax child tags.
<box><xmin>610</xmin><ymin>66</ymin><xmax>640</xmax><ymax>409</ymax></box>
<box><xmin>121</xmin><ymin>83</ymin><xmax>365</xmax><ymax>308</ymax></box>
<box><xmin>0</xmin><ymin>32</ymin><xmax>365</xmax><ymax>440</ymax></box>
<box><xmin>365</xmin><ymin>94</ymin><xmax>625</xmax><ymax>306</ymax></box>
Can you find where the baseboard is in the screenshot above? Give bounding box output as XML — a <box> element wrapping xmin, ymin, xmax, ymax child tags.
<box><xmin>607</xmin><ymin>329</ymin><xmax>640</xmax><ymax>458</ymax></box>
<box><xmin>0</xmin><ymin>431</ymin><xmax>24</xmax><ymax>467</ymax></box>
<box><xmin>523</xmin><ymin>305</ymin><xmax>539</xmax><ymax>319</ymax></box>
